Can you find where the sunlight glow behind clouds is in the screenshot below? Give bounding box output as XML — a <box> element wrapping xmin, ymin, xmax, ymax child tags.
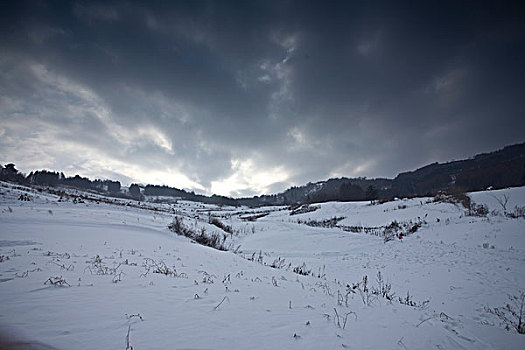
<box><xmin>0</xmin><ymin>59</ymin><xmax>285</xmax><ymax>194</ymax></box>
<box><xmin>211</xmin><ymin>158</ymin><xmax>289</xmax><ymax>197</ymax></box>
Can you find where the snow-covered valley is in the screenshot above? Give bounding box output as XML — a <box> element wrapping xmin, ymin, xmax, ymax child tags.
<box><xmin>0</xmin><ymin>181</ymin><xmax>524</xmax><ymax>349</ymax></box>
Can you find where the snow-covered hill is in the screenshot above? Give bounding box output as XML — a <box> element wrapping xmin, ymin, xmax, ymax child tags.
<box><xmin>0</xmin><ymin>181</ymin><xmax>524</xmax><ymax>349</ymax></box>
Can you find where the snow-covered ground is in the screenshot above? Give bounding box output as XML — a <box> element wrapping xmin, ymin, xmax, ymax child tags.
<box><xmin>0</xmin><ymin>181</ymin><xmax>524</xmax><ymax>349</ymax></box>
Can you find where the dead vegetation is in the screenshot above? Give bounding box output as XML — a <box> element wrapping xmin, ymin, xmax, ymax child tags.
<box><xmin>344</xmin><ymin>271</ymin><xmax>429</xmax><ymax>309</ymax></box>
<box><xmin>84</xmin><ymin>255</ymin><xmax>122</xmax><ymax>276</ymax></box>
<box><xmin>44</xmin><ymin>276</ymin><xmax>70</xmax><ymax>287</ymax></box>
<box><xmin>485</xmin><ymin>291</ymin><xmax>525</xmax><ymax>334</ymax></box>
<box><xmin>141</xmin><ymin>258</ymin><xmax>187</xmax><ymax>278</ymax></box>
<box><xmin>208</xmin><ymin>216</ymin><xmax>233</xmax><ymax>234</ymax></box>
<box><xmin>168</xmin><ymin>216</ymin><xmax>229</xmax><ymax>251</ymax></box>
<box><xmin>289</xmin><ymin>204</ymin><xmax>319</xmax><ymax>216</ymax></box>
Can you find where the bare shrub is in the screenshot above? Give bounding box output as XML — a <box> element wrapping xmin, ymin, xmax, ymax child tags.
<box><xmin>52</xmin><ymin>262</ymin><xmax>74</xmax><ymax>271</ymax></box>
<box><xmin>383</xmin><ymin>220</ymin><xmax>422</xmax><ymax>242</ymax></box>
<box><xmin>333</xmin><ymin>308</ymin><xmax>356</xmax><ymax>329</ymax></box>
<box><xmin>112</xmin><ymin>271</ymin><xmax>125</xmax><ymax>283</ymax></box>
<box><xmin>199</xmin><ymin>271</ymin><xmax>216</xmax><ymax>284</ymax></box>
<box><xmin>44</xmin><ymin>276</ymin><xmax>70</xmax><ymax>287</ymax></box>
<box><xmin>168</xmin><ymin>217</ymin><xmax>228</xmax><ymax>251</ymax></box>
<box><xmin>293</xmin><ymin>263</ymin><xmax>312</xmax><ymax>276</ymax></box>
<box><xmin>141</xmin><ymin>258</ymin><xmax>187</xmax><ymax>278</ymax></box>
<box><xmin>375</xmin><ymin>271</ymin><xmax>394</xmax><ymax>301</ymax></box>
<box><xmin>435</xmin><ymin>190</ymin><xmax>488</xmax><ymax>217</ymax></box>
<box><xmin>297</xmin><ymin>216</ymin><xmax>345</xmax><ymax>228</ymax></box>
<box><xmin>269</xmin><ymin>257</ymin><xmax>288</xmax><ymax>269</ymax></box>
<box><xmin>290</xmin><ymin>204</ymin><xmax>319</xmax><ymax>216</ymax></box>
<box><xmin>18</xmin><ymin>193</ymin><xmax>31</xmax><ymax>201</ymax></box>
<box><xmin>492</xmin><ymin>194</ymin><xmax>510</xmax><ymax>213</ymax></box>
<box><xmin>468</xmin><ymin>203</ymin><xmax>489</xmax><ymax>217</ymax></box>
<box><xmin>208</xmin><ymin>216</ymin><xmax>233</xmax><ymax>234</ymax></box>
<box><xmin>485</xmin><ymin>291</ymin><xmax>525</xmax><ymax>334</ymax></box>
<box><xmin>399</xmin><ymin>290</ymin><xmax>429</xmax><ymax>308</ymax></box>
<box><xmin>195</xmin><ymin>228</ymin><xmax>227</xmax><ymax>251</ymax></box>
<box><xmin>346</xmin><ymin>272</ymin><xmax>427</xmax><ymax>308</ymax></box>
<box><xmin>506</xmin><ymin>206</ymin><xmax>525</xmax><ymax>219</ymax></box>
<box><xmin>85</xmin><ymin>255</ymin><xmax>121</xmax><ymax>276</ymax></box>
<box><xmin>434</xmin><ymin>190</ymin><xmax>470</xmax><ymax>209</ymax></box>
<box><xmin>247</xmin><ymin>251</ymin><xmax>264</xmax><ymax>264</ymax></box>
<box><xmin>339</xmin><ymin>219</ymin><xmax>423</xmax><ymax>242</ymax></box>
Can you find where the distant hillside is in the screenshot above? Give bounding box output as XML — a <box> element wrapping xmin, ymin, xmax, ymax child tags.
<box><xmin>2</xmin><ymin>142</ymin><xmax>524</xmax><ymax>206</ymax></box>
<box><xmin>143</xmin><ymin>184</ymin><xmax>238</xmax><ymax>206</ymax></box>
<box><xmin>390</xmin><ymin>142</ymin><xmax>525</xmax><ymax>197</ymax></box>
<box><xmin>237</xmin><ymin>177</ymin><xmax>392</xmax><ymax>206</ymax></box>
<box><xmin>239</xmin><ymin>141</ymin><xmax>525</xmax><ymax>205</ymax></box>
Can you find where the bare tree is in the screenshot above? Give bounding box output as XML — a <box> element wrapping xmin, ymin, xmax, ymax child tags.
<box><xmin>492</xmin><ymin>194</ymin><xmax>510</xmax><ymax>213</ymax></box>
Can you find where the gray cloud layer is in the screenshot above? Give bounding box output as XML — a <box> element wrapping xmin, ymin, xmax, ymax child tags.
<box><xmin>1</xmin><ymin>1</ymin><xmax>524</xmax><ymax>196</ymax></box>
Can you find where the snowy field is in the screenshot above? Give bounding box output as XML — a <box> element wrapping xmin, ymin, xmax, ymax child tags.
<box><xmin>0</xmin><ymin>181</ymin><xmax>524</xmax><ymax>349</ymax></box>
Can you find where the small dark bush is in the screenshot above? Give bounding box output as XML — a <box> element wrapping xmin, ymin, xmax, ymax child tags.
<box><xmin>506</xmin><ymin>206</ymin><xmax>525</xmax><ymax>219</ymax></box>
<box><xmin>297</xmin><ymin>216</ymin><xmax>345</xmax><ymax>228</ymax></box>
<box><xmin>208</xmin><ymin>216</ymin><xmax>233</xmax><ymax>234</ymax></box>
<box><xmin>169</xmin><ymin>217</ymin><xmax>228</xmax><ymax>251</ymax></box>
<box><xmin>293</xmin><ymin>263</ymin><xmax>312</xmax><ymax>276</ymax></box>
<box><xmin>468</xmin><ymin>203</ymin><xmax>489</xmax><ymax>217</ymax></box>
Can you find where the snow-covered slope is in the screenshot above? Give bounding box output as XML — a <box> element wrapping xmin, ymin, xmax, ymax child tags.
<box><xmin>0</xmin><ymin>182</ymin><xmax>524</xmax><ymax>349</ymax></box>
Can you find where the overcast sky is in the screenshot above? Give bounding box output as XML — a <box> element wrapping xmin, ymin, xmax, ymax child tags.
<box><xmin>1</xmin><ymin>1</ymin><xmax>524</xmax><ymax>197</ymax></box>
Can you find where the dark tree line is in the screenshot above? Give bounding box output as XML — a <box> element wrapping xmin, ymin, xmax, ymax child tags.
<box><xmin>0</xmin><ymin>164</ymin><xmax>120</xmax><ymax>194</ymax></box>
<box><xmin>129</xmin><ymin>183</ymin><xmax>142</xmax><ymax>200</ymax></box>
<box><xmin>1</xmin><ymin>141</ymin><xmax>524</xmax><ymax>206</ymax></box>
<box><xmin>237</xmin><ymin>179</ymin><xmax>382</xmax><ymax>206</ymax></box>
<box><xmin>143</xmin><ymin>184</ymin><xmax>238</xmax><ymax>206</ymax></box>
<box><xmin>0</xmin><ymin>164</ymin><xmax>26</xmax><ymax>184</ymax></box>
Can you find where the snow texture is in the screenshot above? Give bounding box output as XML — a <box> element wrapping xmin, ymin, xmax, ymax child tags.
<box><xmin>0</xmin><ymin>181</ymin><xmax>524</xmax><ymax>349</ymax></box>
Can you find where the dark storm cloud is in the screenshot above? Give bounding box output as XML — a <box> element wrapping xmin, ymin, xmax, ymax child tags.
<box><xmin>1</xmin><ymin>1</ymin><xmax>524</xmax><ymax>196</ymax></box>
